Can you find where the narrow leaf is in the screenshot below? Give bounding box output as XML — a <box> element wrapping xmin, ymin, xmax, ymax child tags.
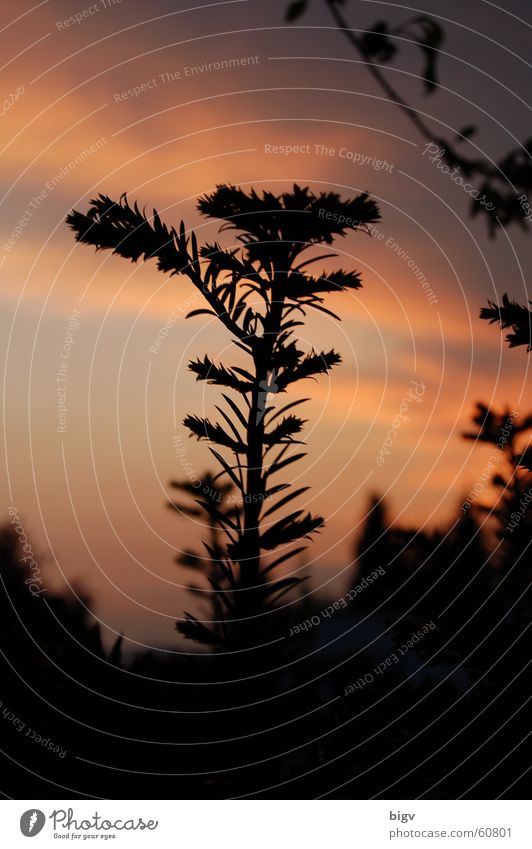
<box><xmin>209</xmin><ymin>448</ymin><xmax>243</xmax><ymax>491</ymax></box>
<box><xmin>262</xmin><ymin>486</ymin><xmax>311</xmax><ymax>518</ymax></box>
<box><xmin>261</xmin><ymin>546</ymin><xmax>307</xmax><ymax>576</ymax></box>
<box><xmin>286</xmin><ymin>0</ymin><xmax>308</xmax><ymax>22</ymax></box>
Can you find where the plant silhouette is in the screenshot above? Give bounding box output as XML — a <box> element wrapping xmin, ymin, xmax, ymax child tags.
<box><xmin>481</xmin><ymin>293</ymin><xmax>532</xmax><ymax>355</ymax></box>
<box><xmin>67</xmin><ymin>184</ymin><xmax>379</xmax><ymax>649</ymax></box>
<box><xmin>473</xmin><ymin>293</ymin><xmax>532</xmax><ymax>562</ymax></box>
<box><xmin>168</xmin><ymin>470</ymin><xmax>239</xmax><ymax>646</ymax></box>
<box><xmin>462</xmin><ymin>403</ymin><xmax>532</xmax><ymax>543</ymax></box>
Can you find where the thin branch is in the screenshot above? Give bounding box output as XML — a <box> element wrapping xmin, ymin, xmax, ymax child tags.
<box><xmin>324</xmin><ymin>0</ymin><xmax>492</xmax><ymax>177</ymax></box>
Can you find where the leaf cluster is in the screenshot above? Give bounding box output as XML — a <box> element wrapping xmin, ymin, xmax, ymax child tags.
<box><xmin>480</xmin><ymin>293</ymin><xmax>532</xmax><ymax>351</ymax></box>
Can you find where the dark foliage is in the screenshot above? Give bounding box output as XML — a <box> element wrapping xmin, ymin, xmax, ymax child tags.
<box><xmin>480</xmin><ymin>293</ymin><xmax>532</xmax><ymax>352</ymax></box>
<box><xmin>3</xmin><ymin>436</ymin><xmax>532</xmax><ymax>799</ymax></box>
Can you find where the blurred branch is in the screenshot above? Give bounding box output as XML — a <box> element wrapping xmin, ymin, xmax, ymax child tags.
<box><xmin>286</xmin><ymin>0</ymin><xmax>532</xmax><ymax>235</ymax></box>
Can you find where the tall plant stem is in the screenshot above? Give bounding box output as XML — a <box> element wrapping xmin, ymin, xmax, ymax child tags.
<box><xmin>241</xmin><ymin>276</ymin><xmax>285</xmax><ymax>595</ymax></box>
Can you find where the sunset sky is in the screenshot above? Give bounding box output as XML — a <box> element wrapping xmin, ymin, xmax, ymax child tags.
<box><xmin>1</xmin><ymin>0</ymin><xmax>531</xmax><ymax>647</ymax></box>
